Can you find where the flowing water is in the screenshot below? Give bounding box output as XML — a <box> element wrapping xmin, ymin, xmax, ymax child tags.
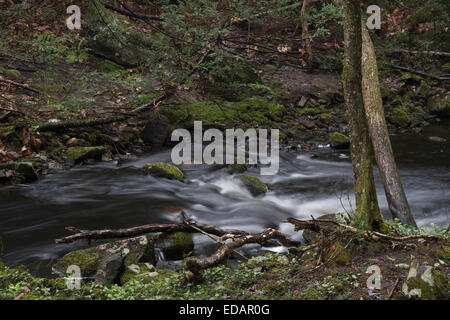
<box><xmin>0</xmin><ymin>121</ymin><xmax>449</xmax><ymax>277</ymax></box>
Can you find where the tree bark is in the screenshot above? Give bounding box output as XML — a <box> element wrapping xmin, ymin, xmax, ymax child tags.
<box><xmin>342</xmin><ymin>0</ymin><xmax>388</xmax><ymax>232</ymax></box>
<box><xmin>361</xmin><ymin>25</ymin><xmax>417</xmax><ymax>227</ymax></box>
<box><xmin>300</xmin><ymin>0</ymin><xmax>313</xmax><ymax>62</ymax></box>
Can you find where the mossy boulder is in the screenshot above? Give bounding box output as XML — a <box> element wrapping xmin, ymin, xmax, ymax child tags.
<box><xmin>143</xmin><ymin>162</ymin><xmax>184</xmax><ymax>182</ymax></box>
<box><xmin>83</xmin><ymin>1</ymin><xmax>153</xmax><ymax>66</ymax></box>
<box><xmin>0</xmin><ymin>161</ymin><xmax>39</xmax><ymax>182</ymax></box>
<box><xmin>65</xmin><ymin>146</ymin><xmax>106</xmax><ymax>164</ymax></box>
<box><xmin>235</xmin><ymin>175</ymin><xmax>269</xmax><ymax>196</ymax></box>
<box><xmin>156</xmin><ymin>232</ymin><xmax>194</xmax><ymax>260</ymax></box>
<box><xmin>387</xmin><ymin>108</ymin><xmax>411</xmax><ymax>127</ymax></box>
<box><xmin>52</xmin><ymin>235</ymin><xmax>155</xmax><ymax>285</ymax></box>
<box><xmin>402</xmin><ymin>264</ymin><xmax>448</xmax><ymax>300</ymax></box>
<box><xmin>328</xmin><ymin>132</ymin><xmax>350</xmax><ymax>149</ymax></box>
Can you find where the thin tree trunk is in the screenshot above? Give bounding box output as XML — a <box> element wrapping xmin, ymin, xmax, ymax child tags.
<box><xmin>361</xmin><ymin>24</ymin><xmax>417</xmax><ymax>227</ymax></box>
<box><xmin>300</xmin><ymin>0</ymin><xmax>313</xmax><ymax>62</ymax></box>
<box><xmin>342</xmin><ymin>0</ymin><xmax>388</xmax><ymax>232</ymax></box>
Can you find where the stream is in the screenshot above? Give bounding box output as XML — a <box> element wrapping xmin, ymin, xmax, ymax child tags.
<box><xmin>0</xmin><ymin>121</ymin><xmax>449</xmax><ymax>277</ymax></box>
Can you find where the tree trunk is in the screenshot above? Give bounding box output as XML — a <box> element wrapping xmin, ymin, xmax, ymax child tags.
<box><xmin>300</xmin><ymin>0</ymin><xmax>313</xmax><ymax>62</ymax></box>
<box><xmin>342</xmin><ymin>0</ymin><xmax>388</xmax><ymax>232</ymax></box>
<box><xmin>361</xmin><ymin>24</ymin><xmax>417</xmax><ymax>227</ymax></box>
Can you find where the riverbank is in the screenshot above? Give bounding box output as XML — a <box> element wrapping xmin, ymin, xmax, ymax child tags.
<box><xmin>1</xmin><ymin>223</ymin><xmax>448</xmax><ymax>300</ymax></box>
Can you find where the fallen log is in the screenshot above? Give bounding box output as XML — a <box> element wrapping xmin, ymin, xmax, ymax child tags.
<box><xmin>38</xmin><ymin>94</ymin><xmax>167</xmax><ymax>132</ymax></box>
<box><xmin>55</xmin><ymin>219</ymin><xmax>300</xmax><ymax>247</ymax></box>
<box><xmin>383</xmin><ymin>63</ymin><xmax>450</xmax><ymax>81</ymax></box>
<box><xmin>185</xmin><ymin>228</ymin><xmax>296</xmax><ymax>276</ymax></box>
<box><xmin>56</xmin><ymin>221</ymin><xmax>244</xmax><ymax>244</ymax></box>
<box><xmin>103</xmin><ymin>3</ymin><xmax>164</xmax><ymax>21</ymax></box>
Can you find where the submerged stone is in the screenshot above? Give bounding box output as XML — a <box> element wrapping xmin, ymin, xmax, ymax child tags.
<box><xmin>143</xmin><ymin>162</ymin><xmax>184</xmax><ymax>182</ymax></box>
<box><xmin>328</xmin><ymin>132</ymin><xmax>350</xmax><ymax>149</ymax></box>
<box><xmin>235</xmin><ymin>175</ymin><xmax>269</xmax><ymax>196</ymax></box>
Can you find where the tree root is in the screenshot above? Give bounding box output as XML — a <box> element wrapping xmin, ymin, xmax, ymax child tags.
<box><xmin>284</xmin><ymin>217</ymin><xmax>448</xmax><ymax>242</ymax></box>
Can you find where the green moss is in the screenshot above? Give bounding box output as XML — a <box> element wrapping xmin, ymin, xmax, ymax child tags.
<box><xmin>160</xmin><ymin>97</ymin><xmax>284</xmax><ymax>129</ymax></box>
<box><xmin>158</xmin><ymin>232</ymin><xmax>194</xmax><ymax>260</ymax></box>
<box><xmin>324</xmin><ymin>240</ymin><xmax>356</xmax><ymax>266</ymax></box>
<box><xmin>299</xmin><ymin>287</ymin><xmax>325</xmax><ymax>300</ymax></box>
<box><xmin>320</xmin><ymin>113</ymin><xmax>332</xmax><ymax>121</ymax></box>
<box><xmin>405</xmin><ymin>270</ymin><xmax>447</xmax><ymax>300</ymax></box>
<box><xmin>52</xmin><ymin>247</ymin><xmax>103</xmax><ymax>277</ymax></box>
<box><xmin>437</xmin><ymin>246</ymin><xmax>450</xmax><ymax>260</ymax></box>
<box><xmin>328</xmin><ymin>132</ymin><xmax>350</xmax><ymax>149</ymax></box>
<box><xmin>143</xmin><ymin>162</ymin><xmax>184</xmax><ymax>182</ymax></box>
<box><xmin>233</xmin><ymin>98</ymin><xmax>284</xmax><ymax>125</ymax></box>
<box><xmin>235</xmin><ymin>175</ymin><xmax>269</xmax><ymax>196</ymax></box>
<box><xmin>65</xmin><ymin>146</ymin><xmax>106</xmax><ymax>164</ymax></box>
<box><xmin>80</xmin><ymin>130</ymin><xmax>110</xmax><ymax>145</ymax></box>
<box><xmin>388</xmin><ymin>107</ymin><xmax>412</xmax><ymax>127</ymax></box>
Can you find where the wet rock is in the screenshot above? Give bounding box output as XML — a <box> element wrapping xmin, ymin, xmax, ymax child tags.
<box><xmin>0</xmin><ymin>161</ymin><xmax>38</xmax><ymax>182</ymax></box>
<box><xmin>143</xmin><ymin>162</ymin><xmax>184</xmax><ymax>182</ymax></box>
<box><xmin>65</xmin><ymin>146</ymin><xmax>106</xmax><ymax>164</ymax></box>
<box><xmin>156</xmin><ymin>232</ymin><xmax>194</xmax><ymax>260</ymax></box>
<box><xmin>235</xmin><ymin>175</ymin><xmax>269</xmax><ymax>196</ymax></box>
<box><xmin>328</xmin><ymin>132</ymin><xmax>350</xmax><ymax>149</ymax></box>
<box><xmin>140</xmin><ymin>114</ymin><xmax>171</xmax><ymax>147</ymax></box>
<box><xmin>95</xmin><ymin>253</ymin><xmax>124</xmax><ymax>285</ymax></box>
<box><xmin>402</xmin><ymin>263</ymin><xmax>447</xmax><ymax>300</ymax></box>
<box><xmin>52</xmin><ymin>235</ymin><xmax>155</xmax><ymax>285</ymax></box>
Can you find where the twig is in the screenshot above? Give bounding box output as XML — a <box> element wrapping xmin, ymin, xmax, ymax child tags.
<box><xmin>378</xmin><ymin>48</ymin><xmax>450</xmax><ymax>57</ymax></box>
<box><xmin>0</xmin><ymin>78</ymin><xmax>39</xmax><ymax>94</ymax></box>
<box><xmin>388</xmin><ymin>278</ymin><xmax>400</xmax><ymax>299</ymax></box>
<box><xmin>383</xmin><ymin>63</ymin><xmax>450</xmax><ymax>81</ymax></box>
